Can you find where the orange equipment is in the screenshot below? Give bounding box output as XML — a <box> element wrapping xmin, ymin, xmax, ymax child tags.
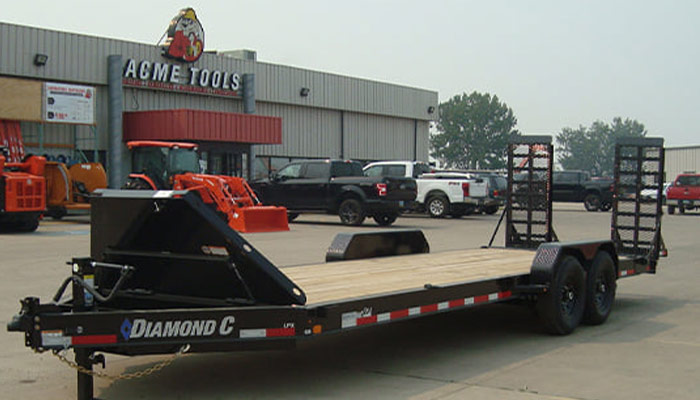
<box><xmin>0</xmin><ymin>120</ymin><xmax>46</xmax><ymax>232</ymax></box>
<box><xmin>44</xmin><ymin>161</ymin><xmax>107</xmax><ymax>219</ymax></box>
<box><xmin>124</xmin><ymin>140</ymin><xmax>289</xmax><ymax>233</ymax></box>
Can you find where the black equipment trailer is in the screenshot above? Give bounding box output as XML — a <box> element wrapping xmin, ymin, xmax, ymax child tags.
<box><xmin>7</xmin><ymin>136</ymin><xmax>667</xmax><ymax>400</ymax></box>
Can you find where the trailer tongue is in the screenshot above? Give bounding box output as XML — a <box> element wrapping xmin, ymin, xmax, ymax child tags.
<box><xmin>7</xmin><ymin>136</ymin><xmax>666</xmax><ymax>400</ymax></box>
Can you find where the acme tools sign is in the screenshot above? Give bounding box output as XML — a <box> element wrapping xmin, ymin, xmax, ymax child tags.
<box><xmin>122</xmin><ymin>8</ymin><xmax>241</xmax><ymax>97</ymax></box>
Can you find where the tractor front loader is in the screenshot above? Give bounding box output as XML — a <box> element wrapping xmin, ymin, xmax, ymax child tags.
<box><xmin>123</xmin><ymin>140</ymin><xmax>288</xmax><ymax>233</ymax></box>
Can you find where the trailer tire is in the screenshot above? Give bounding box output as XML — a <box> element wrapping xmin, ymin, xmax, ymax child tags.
<box><xmin>339</xmin><ymin>198</ymin><xmax>366</xmax><ymax>226</ymax></box>
<box><xmin>537</xmin><ymin>256</ymin><xmax>586</xmax><ymax>335</ymax></box>
<box><xmin>373</xmin><ymin>213</ymin><xmax>398</xmax><ymax>226</ymax></box>
<box><xmin>583</xmin><ymin>251</ymin><xmax>617</xmax><ymax>325</ymax></box>
<box><xmin>427</xmin><ymin>195</ymin><xmax>449</xmax><ymax>218</ymax></box>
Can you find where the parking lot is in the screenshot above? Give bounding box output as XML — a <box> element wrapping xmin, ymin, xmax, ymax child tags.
<box><xmin>1</xmin><ymin>204</ymin><xmax>699</xmax><ymax>400</ymax></box>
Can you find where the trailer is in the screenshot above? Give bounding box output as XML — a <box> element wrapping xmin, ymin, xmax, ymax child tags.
<box><xmin>7</xmin><ymin>136</ymin><xmax>666</xmax><ymax>400</ymax></box>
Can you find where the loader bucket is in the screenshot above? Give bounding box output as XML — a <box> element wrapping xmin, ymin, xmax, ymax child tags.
<box><xmin>229</xmin><ymin>205</ymin><xmax>290</xmax><ymax>233</ymax></box>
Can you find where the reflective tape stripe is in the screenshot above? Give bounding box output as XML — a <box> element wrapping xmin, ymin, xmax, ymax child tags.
<box><xmin>240</xmin><ymin>328</ymin><xmax>296</xmax><ymax>338</ymax></box>
<box><xmin>340</xmin><ymin>290</ymin><xmax>513</xmax><ymax>330</ymax></box>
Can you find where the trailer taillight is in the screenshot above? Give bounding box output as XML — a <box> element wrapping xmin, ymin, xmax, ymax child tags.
<box><xmin>375</xmin><ymin>183</ymin><xmax>387</xmax><ymax>196</ymax></box>
<box><xmin>462</xmin><ymin>182</ymin><xmax>470</xmax><ymax>197</ymax></box>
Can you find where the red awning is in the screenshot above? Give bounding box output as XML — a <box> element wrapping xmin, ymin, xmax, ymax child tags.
<box><xmin>123</xmin><ymin>109</ymin><xmax>282</xmax><ymax>144</ymax></box>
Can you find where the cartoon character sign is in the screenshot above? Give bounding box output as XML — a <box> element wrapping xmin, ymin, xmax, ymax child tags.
<box><xmin>162</xmin><ymin>8</ymin><xmax>205</xmax><ymax>63</ymax></box>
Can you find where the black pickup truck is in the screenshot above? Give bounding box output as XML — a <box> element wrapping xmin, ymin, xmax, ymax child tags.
<box><xmin>251</xmin><ymin>160</ymin><xmax>417</xmax><ymax>226</ymax></box>
<box><xmin>553</xmin><ymin>170</ymin><xmax>614</xmax><ymax>211</ymax></box>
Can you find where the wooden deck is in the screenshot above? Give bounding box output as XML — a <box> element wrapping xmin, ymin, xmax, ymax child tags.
<box><xmin>283</xmin><ymin>248</ymin><xmax>535</xmax><ymax>305</ymax></box>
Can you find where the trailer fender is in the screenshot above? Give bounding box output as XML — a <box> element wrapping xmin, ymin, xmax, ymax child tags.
<box><xmin>326</xmin><ymin>230</ymin><xmax>429</xmax><ymax>262</ymax></box>
<box><xmin>530</xmin><ymin>240</ymin><xmax>618</xmax><ymax>287</ymax></box>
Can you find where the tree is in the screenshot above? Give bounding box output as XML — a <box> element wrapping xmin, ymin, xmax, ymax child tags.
<box><xmin>556</xmin><ymin>117</ymin><xmax>647</xmax><ymax>176</ymax></box>
<box><xmin>431</xmin><ymin>91</ymin><xmax>519</xmax><ymax>170</ymax></box>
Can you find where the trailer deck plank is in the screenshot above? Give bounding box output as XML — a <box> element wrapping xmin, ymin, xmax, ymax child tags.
<box><xmin>283</xmin><ymin>248</ymin><xmax>534</xmax><ymax>305</ymax></box>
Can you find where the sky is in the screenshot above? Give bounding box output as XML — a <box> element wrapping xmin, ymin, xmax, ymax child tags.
<box><xmin>3</xmin><ymin>0</ymin><xmax>699</xmax><ymax>146</ymax></box>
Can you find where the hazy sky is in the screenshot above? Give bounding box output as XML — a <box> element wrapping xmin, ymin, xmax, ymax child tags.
<box><xmin>3</xmin><ymin>1</ymin><xmax>699</xmax><ymax>146</ymax></box>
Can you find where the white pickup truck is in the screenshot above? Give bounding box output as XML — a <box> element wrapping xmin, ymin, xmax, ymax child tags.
<box><xmin>363</xmin><ymin>161</ymin><xmax>489</xmax><ymax>218</ymax></box>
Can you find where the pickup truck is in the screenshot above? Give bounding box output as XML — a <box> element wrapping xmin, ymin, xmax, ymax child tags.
<box><xmin>666</xmin><ymin>173</ymin><xmax>700</xmax><ymax>214</ymax></box>
<box><xmin>251</xmin><ymin>159</ymin><xmax>417</xmax><ymax>226</ymax></box>
<box><xmin>550</xmin><ymin>170</ymin><xmax>614</xmax><ymax>212</ymax></box>
<box><xmin>363</xmin><ymin>161</ymin><xmax>489</xmax><ymax>218</ymax></box>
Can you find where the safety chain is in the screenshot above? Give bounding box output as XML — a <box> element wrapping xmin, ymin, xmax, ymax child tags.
<box><xmin>51</xmin><ymin>344</ymin><xmax>190</xmax><ymax>381</ymax></box>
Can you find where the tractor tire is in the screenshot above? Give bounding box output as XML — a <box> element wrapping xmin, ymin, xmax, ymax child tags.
<box><xmin>427</xmin><ymin>195</ymin><xmax>449</xmax><ymax>218</ymax></box>
<box><xmin>373</xmin><ymin>213</ymin><xmax>398</xmax><ymax>226</ymax></box>
<box><xmin>536</xmin><ymin>256</ymin><xmax>586</xmax><ymax>335</ymax></box>
<box><xmin>582</xmin><ymin>251</ymin><xmax>617</xmax><ymax>325</ymax></box>
<box><xmin>122</xmin><ymin>178</ymin><xmax>152</xmax><ymax>190</ymax></box>
<box><xmin>16</xmin><ymin>217</ymin><xmax>40</xmax><ymax>232</ymax></box>
<box><xmin>668</xmin><ymin>205</ymin><xmax>675</xmax><ymax>215</ymax></box>
<box><xmin>339</xmin><ymin>198</ymin><xmax>366</xmax><ymax>226</ymax></box>
<box><xmin>584</xmin><ymin>193</ymin><xmax>601</xmax><ymax>212</ymax></box>
<box><xmin>47</xmin><ymin>207</ymin><xmax>67</xmax><ymax>220</ymax></box>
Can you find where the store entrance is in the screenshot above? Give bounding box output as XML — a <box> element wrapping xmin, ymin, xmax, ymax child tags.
<box><xmin>199</xmin><ymin>142</ymin><xmax>250</xmax><ymax>178</ymax></box>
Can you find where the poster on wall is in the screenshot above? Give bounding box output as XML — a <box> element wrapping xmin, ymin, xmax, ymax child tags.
<box><xmin>43</xmin><ymin>82</ymin><xmax>95</xmax><ymax>125</ymax></box>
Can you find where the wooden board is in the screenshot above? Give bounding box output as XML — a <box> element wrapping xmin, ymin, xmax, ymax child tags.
<box><xmin>0</xmin><ymin>77</ymin><xmax>42</xmax><ymax>122</ymax></box>
<box><xmin>283</xmin><ymin>248</ymin><xmax>535</xmax><ymax>305</ymax></box>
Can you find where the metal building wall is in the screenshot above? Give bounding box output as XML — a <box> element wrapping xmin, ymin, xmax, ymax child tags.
<box><xmin>255</xmin><ymin>102</ymin><xmax>342</xmax><ymax>158</ymax></box>
<box><xmin>665</xmin><ymin>146</ymin><xmax>700</xmax><ymax>181</ymax></box>
<box><xmin>343</xmin><ymin>113</ymin><xmax>416</xmax><ymax>160</ymax></box>
<box><xmin>0</xmin><ymin>22</ymin><xmax>437</xmax><ymax>162</ymax></box>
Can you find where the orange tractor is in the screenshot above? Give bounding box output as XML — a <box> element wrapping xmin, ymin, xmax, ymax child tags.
<box><xmin>123</xmin><ymin>140</ymin><xmax>289</xmax><ymax>233</ymax></box>
<box><xmin>0</xmin><ymin>121</ymin><xmax>46</xmax><ymax>232</ymax></box>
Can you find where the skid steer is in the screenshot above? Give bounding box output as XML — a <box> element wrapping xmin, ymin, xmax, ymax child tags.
<box><xmin>123</xmin><ymin>140</ymin><xmax>289</xmax><ymax>233</ymax></box>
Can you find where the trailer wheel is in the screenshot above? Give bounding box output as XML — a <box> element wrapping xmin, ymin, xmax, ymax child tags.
<box><xmin>537</xmin><ymin>256</ymin><xmax>586</xmax><ymax>335</ymax></box>
<box><xmin>583</xmin><ymin>251</ymin><xmax>617</xmax><ymax>325</ymax></box>
<box><xmin>339</xmin><ymin>198</ymin><xmax>366</xmax><ymax>226</ymax></box>
<box><xmin>373</xmin><ymin>213</ymin><xmax>398</xmax><ymax>226</ymax></box>
<box><xmin>427</xmin><ymin>195</ymin><xmax>449</xmax><ymax>218</ymax></box>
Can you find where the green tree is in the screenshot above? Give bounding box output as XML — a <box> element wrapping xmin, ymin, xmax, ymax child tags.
<box><xmin>556</xmin><ymin>117</ymin><xmax>647</xmax><ymax>176</ymax></box>
<box><xmin>431</xmin><ymin>91</ymin><xmax>519</xmax><ymax>170</ymax></box>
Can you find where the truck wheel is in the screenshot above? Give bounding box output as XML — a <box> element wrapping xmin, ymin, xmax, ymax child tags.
<box><xmin>339</xmin><ymin>199</ymin><xmax>366</xmax><ymax>226</ymax></box>
<box><xmin>373</xmin><ymin>213</ymin><xmax>398</xmax><ymax>226</ymax></box>
<box><xmin>679</xmin><ymin>204</ymin><xmax>685</xmax><ymax>214</ymax></box>
<box><xmin>584</xmin><ymin>193</ymin><xmax>601</xmax><ymax>212</ymax></box>
<box><xmin>668</xmin><ymin>205</ymin><xmax>675</xmax><ymax>214</ymax></box>
<box><xmin>484</xmin><ymin>205</ymin><xmax>499</xmax><ymax>215</ymax></box>
<box><xmin>287</xmin><ymin>212</ymin><xmax>299</xmax><ymax>222</ymax></box>
<box><xmin>536</xmin><ymin>256</ymin><xmax>586</xmax><ymax>335</ymax></box>
<box><xmin>427</xmin><ymin>196</ymin><xmax>448</xmax><ymax>218</ymax></box>
<box><xmin>583</xmin><ymin>251</ymin><xmax>617</xmax><ymax>325</ymax></box>
<box><xmin>599</xmin><ymin>201</ymin><xmax>612</xmax><ymax>212</ymax></box>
